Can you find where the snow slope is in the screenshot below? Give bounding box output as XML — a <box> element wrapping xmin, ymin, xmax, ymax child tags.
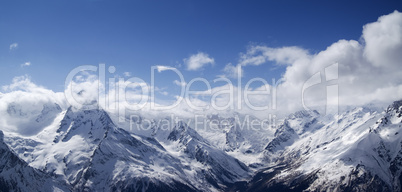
<box><xmin>0</xmin><ymin>130</ymin><xmax>68</xmax><ymax>192</ymax></box>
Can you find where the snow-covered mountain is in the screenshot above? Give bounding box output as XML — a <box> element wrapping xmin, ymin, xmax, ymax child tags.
<box><xmin>166</xmin><ymin>121</ymin><xmax>249</xmax><ymax>189</ymax></box>
<box><xmin>1</xmin><ymin>100</ymin><xmax>402</xmax><ymax>191</ymax></box>
<box><xmin>0</xmin><ymin>130</ymin><xmax>67</xmax><ymax>191</ymax></box>
<box><xmin>1</xmin><ymin>106</ymin><xmax>250</xmax><ymax>191</ymax></box>
<box><xmin>186</xmin><ymin>113</ymin><xmax>274</xmax><ymax>166</ymax></box>
<box><xmin>231</xmin><ymin>100</ymin><xmax>402</xmax><ymax>191</ymax></box>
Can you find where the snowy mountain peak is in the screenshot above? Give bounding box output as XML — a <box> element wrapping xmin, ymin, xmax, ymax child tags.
<box><xmin>54</xmin><ymin>107</ymin><xmax>114</xmax><ymax>143</ymax></box>
<box><xmin>287</xmin><ymin>110</ymin><xmax>323</xmax><ymax>135</ymax></box>
<box><xmin>167</xmin><ymin>121</ymin><xmax>205</xmax><ymax>143</ymax></box>
<box><xmin>387</xmin><ymin>99</ymin><xmax>402</xmax><ymax>114</ymax></box>
<box><xmin>35</xmin><ymin>103</ymin><xmax>62</xmax><ymax>123</ymax></box>
<box><xmin>6</xmin><ymin>102</ymin><xmax>26</xmax><ymax>117</ymax></box>
<box><xmin>5</xmin><ymin>102</ymin><xmax>63</xmax><ymax>136</ymax></box>
<box><xmin>290</xmin><ymin>109</ymin><xmax>320</xmax><ymax>119</ymax></box>
<box><xmin>371</xmin><ymin>99</ymin><xmax>402</xmax><ymax>134</ymax></box>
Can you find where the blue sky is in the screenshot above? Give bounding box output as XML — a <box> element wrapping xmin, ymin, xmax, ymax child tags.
<box><xmin>0</xmin><ymin>0</ymin><xmax>401</xmax><ymax>97</ymax></box>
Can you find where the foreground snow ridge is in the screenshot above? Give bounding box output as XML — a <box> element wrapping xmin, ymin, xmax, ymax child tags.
<box><xmin>1</xmin><ymin>100</ymin><xmax>402</xmax><ymax>191</ymax></box>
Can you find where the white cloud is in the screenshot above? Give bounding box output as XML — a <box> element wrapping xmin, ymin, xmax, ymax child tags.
<box><xmin>236</xmin><ymin>11</ymin><xmax>402</xmax><ymax>115</ymax></box>
<box><xmin>362</xmin><ymin>10</ymin><xmax>402</xmax><ymax>69</ymax></box>
<box><xmin>239</xmin><ymin>46</ymin><xmax>310</xmax><ymax>66</ymax></box>
<box><xmin>173</xmin><ymin>80</ymin><xmax>186</xmax><ymax>87</ymax></box>
<box><xmin>0</xmin><ymin>76</ymin><xmax>66</xmax><ymax>135</ymax></box>
<box><xmin>155</xmin><ymin>65</ymin><xmax>176</xmax><ymax>72</ymax></box>
<box><xmin>21</xmin><ymin>62</ymin><xmax>31</xmax><ymax>67</ymax></box>
<box><xmin>123</xmin><ymin>72</ymin><xmax>131</xmax><ymax>77</ymax></box>
<box><xmin>9</xmin><ymin>43</ymin><xmax>18</xmax><ymax>50</ymax></box>
<box><xmin>64</xmin><ymin>73</ymin><xmax>102</xmax><ymax>108</ymax></box>
<box><xmin>184</xmin><ymin>52</ymin><xmax>215</xmax><ymax>71</ymax></box>
<box><xmin>223</xmin><ymin>63</ymin><xmax>243</xmax><ymax>79</ymax></box>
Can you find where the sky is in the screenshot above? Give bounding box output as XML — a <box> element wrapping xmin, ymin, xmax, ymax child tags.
<box><xmin>0</xmin><ymin>0</ymin><xmax>402</xmax><ymax>129</ymax></box>
<box><xmin>0</xmin><ymin>0</ymin><xmax>400</xmax><ymax>89</ymax></box>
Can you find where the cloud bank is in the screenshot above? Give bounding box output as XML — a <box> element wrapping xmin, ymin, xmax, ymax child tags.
<box><xmin>237</xmin><ymin>10</ymin><xmax>402</xmax><ymax>114</ymax></box>
<box><xmin>0</xmin><ymin>76</ymin><xmax>66</xmax><ymax>135</ymax></box>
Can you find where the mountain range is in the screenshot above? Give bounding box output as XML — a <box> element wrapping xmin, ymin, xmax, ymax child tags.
<box><xmin>1</xmin><ymin>100</ymin><xmax>402</xmax><ymax>191</ymax></box>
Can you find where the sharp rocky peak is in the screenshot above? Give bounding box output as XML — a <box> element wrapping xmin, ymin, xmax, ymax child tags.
<box><xmin>167</xmin><ymin>121</ymin><xmax>205</xmax><ymax>143</ymax></box>
<box><xmin>288</xmin><ymin>109</ymin><xmax>320</xmax><ymax>119</ymax></box>
<box><xmin>54</xmin><ymin>106</ymin><xmax>115</xmax><ymax>143</ymax></box>
<box><xmin>386</xmin><ymin>99</ymin><xmax>402</xmax><ymax>113</ymax></box>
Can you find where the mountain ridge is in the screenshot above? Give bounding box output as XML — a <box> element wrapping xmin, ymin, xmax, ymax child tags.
<box><xmin>1</xmin><ymin>100</ymin><xmax>402</xmax><ymax>191</ymax></box>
